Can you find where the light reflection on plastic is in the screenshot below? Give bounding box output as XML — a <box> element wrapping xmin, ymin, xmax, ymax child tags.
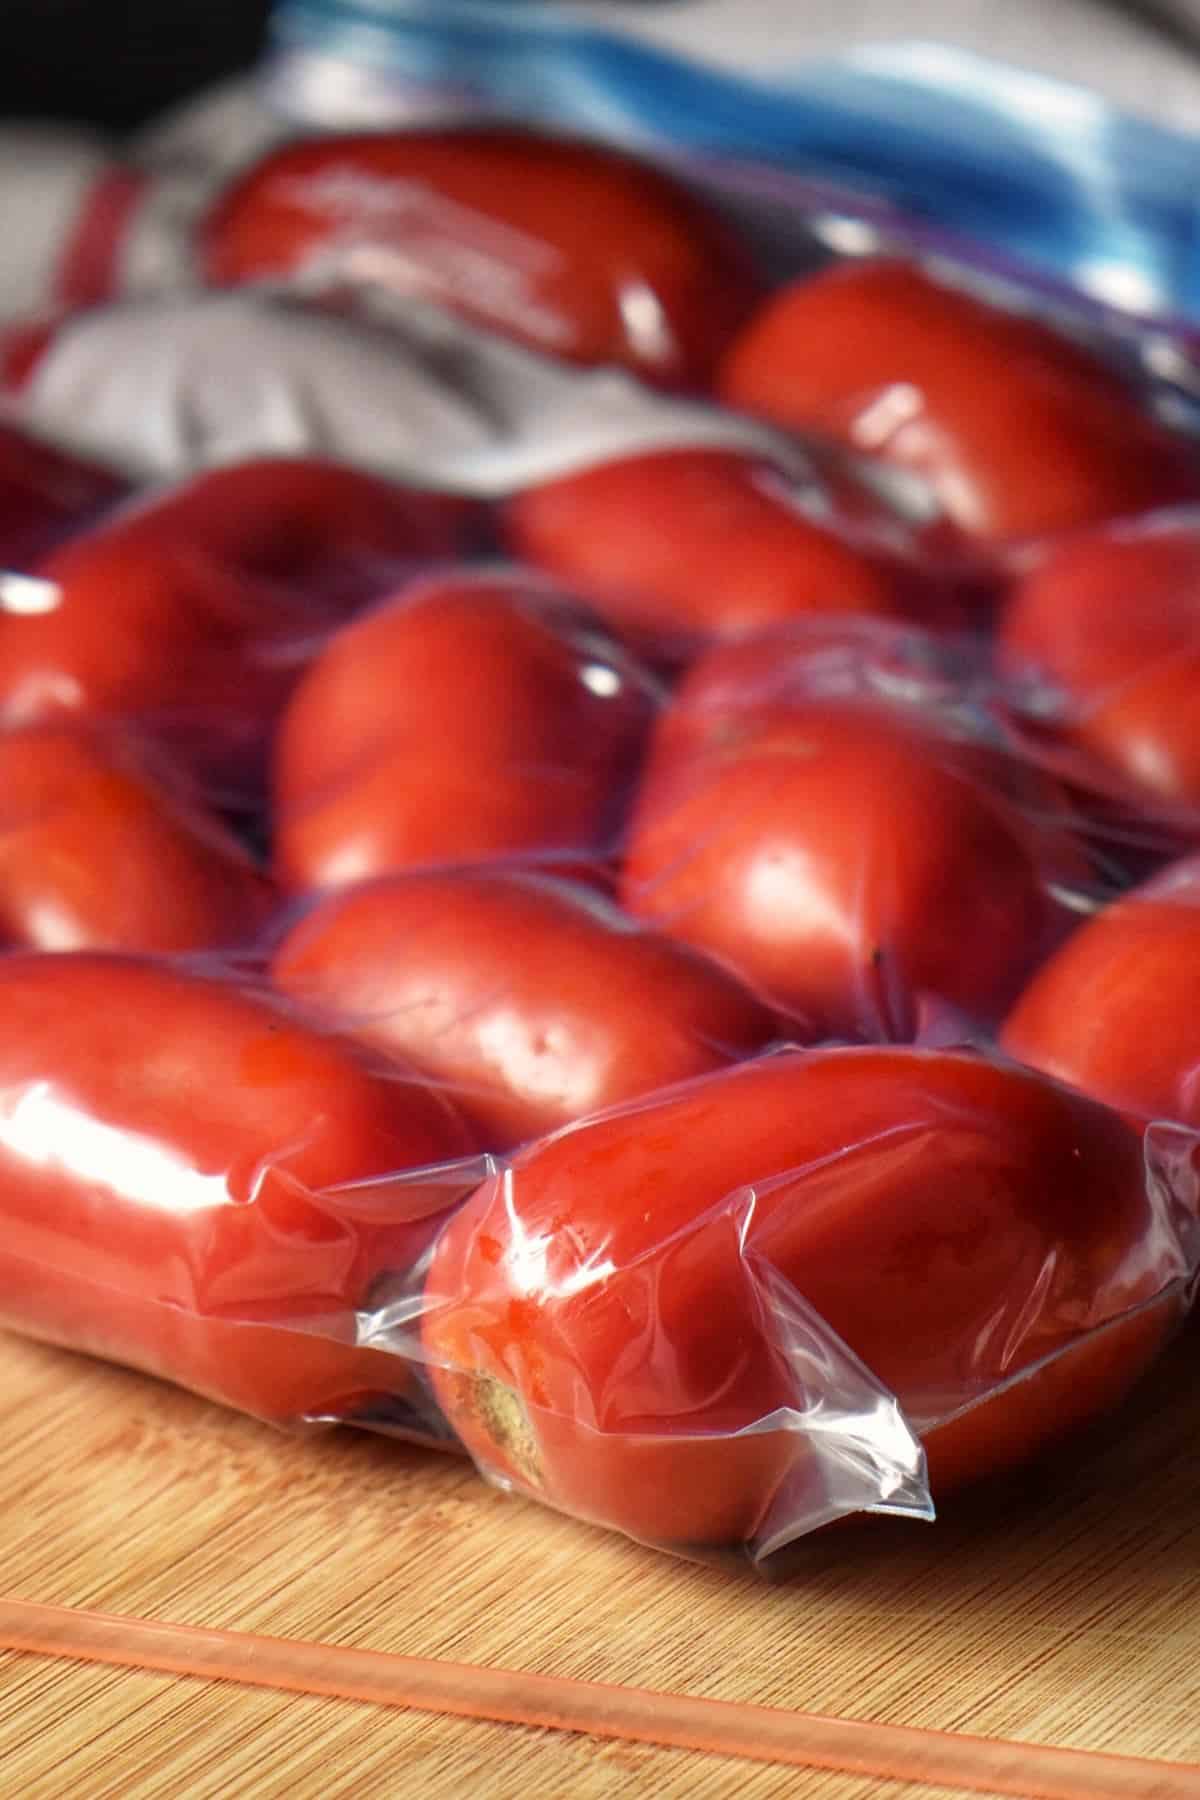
<box><xmin>0</xmin><ymin>573</ymin><xmax>61</xmax><ymax>616</ymax></box>
<box><xmin>744</xmin><ymin>844</ymin><xmax>856</xmax><ymax>949</ymax></box>
<box><xmin>1076</xmin><ymin>259</ymin><xmax>1164</xmax><ymax>315</ymax></box>
<box><xmin>579</xmin><ymin>661</ymin><xmax>622</xmax><ymax>699</ymax></box>
<box><xmin>851</xmin><ymin>383</ymin><xmax>923</xmax><ymax>452</ymax></box>
<box><xmin>2</xmin><ymin>1081</ymin><xmax>228</xmax><ymax>1214</ymax></box>
<box><xmin>852</xmin><ymin>40</ymin><xmax>1105</xmax><ymax>133</ymax></box>
<box><xmin>474</xmin><ymin>1010</ymin><xmax>579</xmax><ymax>1108</ymax></box>
<box><xmin>617</xmin><ymin>280</ymin><xmax>673</xmax><ymax>365</ymax></box>
<box><xmin>1144</xmin><ymin>334</ymin><xmax>1200</xmax><ymax>392</ymax></box>
<box><xmin>813</xmin><ymin>215</ymin><xmax>880</xmax><ymax>258</ymax></box>
<box><xmin>499</xmin><ymin>1166</ymin><xmax>616</xmax><ymax>1300</ymax></box>
<box><xmin>13</xmin><ymin>900</ymin><xmax>86</xmax><ymax>954</ymax></box>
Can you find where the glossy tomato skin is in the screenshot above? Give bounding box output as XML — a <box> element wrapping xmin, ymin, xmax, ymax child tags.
<box><xmin>0</xmin><ymin>458</ymin><xmax>465</xmax><ymax>790</ymax></box>
<box><xmin>0</xmin><ymin>953</ymin><xmax>476</xmax><ymax>1421</ymax></box>
<box><xmin>0</xmin><ymin>723</ymin><xmax>275</xmax><ymax>953</ymax></box>
<box><xmin>504</xmin><ymin>448</ymin><xmax>936</xmax><ymax>650</ymax></box>
<box><xmin>271</xmin><ymin>867</ymin><xmax>776</xmax><ymax>1150</ymax></box>
<box><xmin>621</xmin><ymin>693</ymin><xmax>1082</xmax><ymax>1040</ymax></box>
<box><xmin>999</xmin><ymin>519</ymin><xmax>1200</xmax><ymax>814</ymax></box>
<box><xmin>1001</xmin><ymin>854</ymin><xmax>1200</xmax><ymax>1127</ymax></box>
<box><xmin>273</xmin><ymin>573</ymin><xmax>658</xmax><ymax>893</ymax></box>
<box><xmin>202</xmin><ymin>130</ymin><xmax>762</xmax><ymax>387</ymax></box>
<box><xmin>720</xmin><ymin>261</ymin><xmax>1200</xmax><ymax>543</ymax></box>
<box><xmin>423</xmin><ymin>1046</ymin><xmax>1173</xmax><ymax>1548</ymax></box>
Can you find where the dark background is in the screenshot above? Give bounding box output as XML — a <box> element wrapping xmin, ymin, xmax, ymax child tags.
<box><xmin>0</xmin><ymin>0</ymin><xmax>274</xmax><ymax>133</ymax></box>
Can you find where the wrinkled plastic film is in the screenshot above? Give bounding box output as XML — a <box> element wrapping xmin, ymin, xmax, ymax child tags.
<box><xmin>0</xmin><ymin>46</ymin><xmax>1196</xmax><ymax>1585</ymax></box>
<box><xmin>0</xmin><ymin>938</ymin><xmax>1194</xmax><ymax>1569</ymax></box>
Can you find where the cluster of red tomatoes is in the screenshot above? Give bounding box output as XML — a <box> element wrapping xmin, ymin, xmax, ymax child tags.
<box><xmin>1</xmin><ymin>131</ymin><xmax>1199</xmax><ymax>1562</ymax></box>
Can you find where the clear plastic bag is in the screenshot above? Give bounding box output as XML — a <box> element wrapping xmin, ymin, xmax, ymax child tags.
<box><xmin>269</xmin><ymin>863</ymin><xmax>778</xmax><ymax>1151</ymax></box>
<box><xmin>0</xmin><ymin>483</ymin><xmax>1192</xmax><ymax>1571</ymax></box>
<box><xmin>408</xmin><ymin>1046</ymin><xmax>1199</xmax><ymax>1567</ymax></box>
<box><xmin>11</xmin><ymin>98</ymin><xmax>1200</xmax><ymax>553</ymax></box>
<box><xmin>4</xmin><ymin>33</ymin><xmax>1200</xmax><ymax>1577</ymax></box>
<box><xmin>0</xmin><ymin>958</ymin><xmax>1191</xmax><ymax>1572</ymax></box>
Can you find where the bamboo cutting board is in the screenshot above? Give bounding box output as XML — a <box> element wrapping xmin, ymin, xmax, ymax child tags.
<box><xmin>0</xmin><ymin>1322</ymin><xmax>1196</xmax><ymax>1799</ymax></box>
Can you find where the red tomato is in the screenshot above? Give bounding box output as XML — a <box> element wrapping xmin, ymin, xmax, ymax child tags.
<box><xmin>271</xmin><ymin>867</ymin><xmax>775</xmax><ymax>1149</ymax></box>
<box><xmin>0</xmin><ymin>953</ymin><xmax>476</xmax><ymax>1421</ymax></box>
<box><xmin>0</xmin><ymin>421</ymin><xmax>123</xmax><ymax>562</ymax></box>
<box><xmin>1001</xmin><ymin>854</ymin><xmax>1200</xmax><ymax>1126</ymax></box>
<box><xmin>719</xmin><ymin>261</ymin><xmax>1199</xmax><ymax>543</ymax></box>
<box><xmin>999</xmin><ymin>519</ymin><xmax>1200</xmax><ymax>814</ymax></box>
<box><xmin>0</xmin><ymin>722</ymin><xmax>275</xmax><ymax>953</ymax></box>
<box><xmin>423</xmin><ymin>1046</ymin><xmax>1176</xmax><ymax>1548</ymax></box>
<box><xmin>505</xmin><ymin>448</ymin><xmax>934</xmax><ymax>649</ymax></box>
<box><xmin>202</xmin><ymin>130</ymin><xmax>762</xmax><ymax>388</ymax></box>
<box><xmin>0</xmin><ymin>457</ymin><xmax>464</xmax><ymax>789</ymax></box>
<box><xmin>273</xmin><ymin>573</ymin><xmax>657</xmax><ymax>893</ymax></box>
<box><xmin>116</xmin><ymin>456</ymin><xmax>473</xmax><ymax>602</ymax></box>
<box><xmin>621</xmin><ymin>694</ymin><xmax>1083</xmax><ymax>1039</ymax></box>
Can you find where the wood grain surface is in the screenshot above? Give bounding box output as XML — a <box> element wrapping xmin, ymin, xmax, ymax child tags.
<box><xmin>0</xmin><ymin>1320</ymin><xmax>1196</xmax><ymax>1799</ymax></box>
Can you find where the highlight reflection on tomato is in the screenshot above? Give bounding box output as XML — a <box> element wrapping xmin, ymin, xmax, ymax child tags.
<box><xmin>0</xmin><ymin>952</ymin><xmax>476</xmax><ymax>1421</ymax></box>
<box><xmin>423</xmin><ymin>1046</ymin><xmax>1176</xmax><ymax>1548</ymax></box>
<box><xmin>271</xmin><ymin>866</ymin><xmax>776</xmax><ymax>1149</ymax></box>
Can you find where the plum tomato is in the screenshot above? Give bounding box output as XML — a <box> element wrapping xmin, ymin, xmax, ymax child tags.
<box><xmin>422</xmin><ymin>1045</ymin><xmax>1177</xmax><ymax>1548</ymax></box>
<box><xmin>621</xmin><ymin>685</ymin><xmax>1086</xmax><ymax>1040</ymax></box>
<box><xmin>202</xmin><ymin>129</ymin><xmax>763</xmax><ymax>387</ymax></box>
<box><xmin>0</xmin><ymin>952</ymin><xmax>476</xmax><ymax>1421</ymax></box>
<box><xmin>271</xmin><ymin>866</ymin><xmax>776</xmax><ymax>1149</ymax></box>
<box><xmin>273</xmin><ymin>572</ymin><xmax>658</xmax><ymax>893</ymax></box>
<box><xmin>720</xmin><ymin>261</ymin><xmax>1200</xmax><ymax>543</ymax></box>
<box><xmin>504</xmin><ymin>447</ymin><xmax>938</xmax><ymax>649</ymax></box>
